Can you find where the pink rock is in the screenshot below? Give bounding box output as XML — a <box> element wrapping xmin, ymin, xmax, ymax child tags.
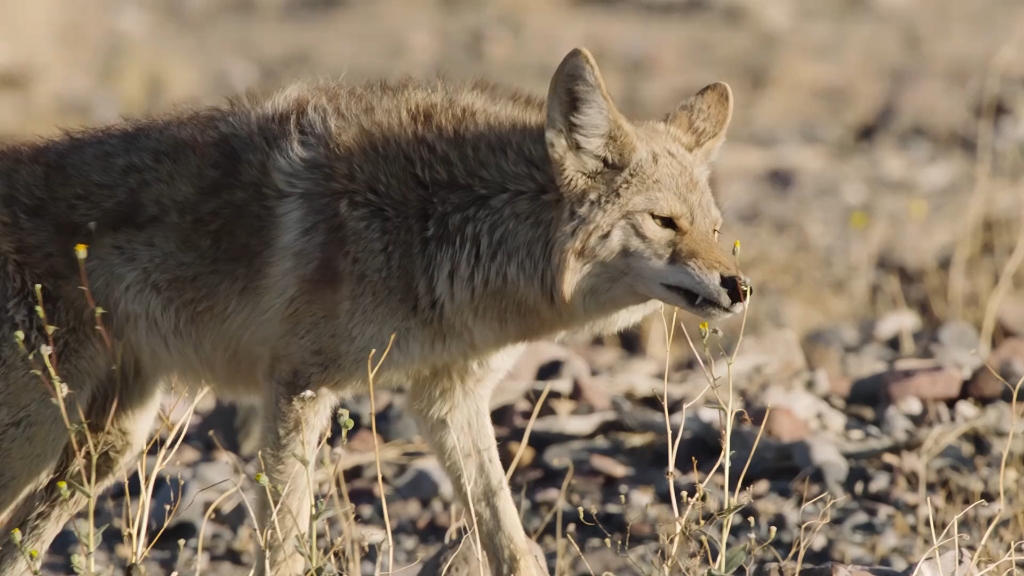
<box><xmin>884</xmin><ymin>365</ymin><xmax>963</xmax><ymax>402</ymax></box>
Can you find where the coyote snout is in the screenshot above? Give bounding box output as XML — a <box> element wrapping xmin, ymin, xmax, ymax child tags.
<box><xmin>660</xmin><ymin>268</ymin><xmax>751</xmax><ymax>319</ymax></box>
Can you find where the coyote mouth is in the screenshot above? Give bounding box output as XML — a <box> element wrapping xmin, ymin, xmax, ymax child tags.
<box><xmin>661</xmin><ymin>284</ymin><xmax>731</xmax><ymax>314</ymax></box>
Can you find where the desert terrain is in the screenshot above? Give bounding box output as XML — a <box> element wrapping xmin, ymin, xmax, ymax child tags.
<box><xmin>2</xmin><ymin>0</ymin><xmax>1024</xmax><ymax>574</ymax></box>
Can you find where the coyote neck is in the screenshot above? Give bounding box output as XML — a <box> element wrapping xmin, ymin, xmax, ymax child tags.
<box><xmin>417</xmin><ymin>149</ymin><xmax>579</xmax><ymax>344</ymax></box>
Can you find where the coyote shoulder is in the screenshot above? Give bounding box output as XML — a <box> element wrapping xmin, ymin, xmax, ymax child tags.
<box><xmin>0</xmin><ymin>47</ymin><xmax>749</xmax><ymax>575</ymax></box>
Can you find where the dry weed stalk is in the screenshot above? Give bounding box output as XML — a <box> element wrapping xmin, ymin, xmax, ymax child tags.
<box><xmin>367</xmin><ymin>333</ymin><xmax>397</xmax><ymax>575</ymax></box>
<box><xmin>948</xmin><ymin>28</ymin><xmax>1023</xmax><ymax>322</ymax></box>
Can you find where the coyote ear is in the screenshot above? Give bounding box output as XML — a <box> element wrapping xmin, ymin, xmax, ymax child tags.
<box><xmin>665</xmin><ymin>82</ymin><xmax>733</xmax><ymax>162</ymax></box>
<box><xmin>545</xmin><ymin>47</ymin><xmax>635</xmax><ymax>184</ymax></box>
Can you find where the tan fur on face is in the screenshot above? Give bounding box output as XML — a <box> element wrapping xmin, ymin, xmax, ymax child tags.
<box><xmin>0</xmin><ymin>47</ymin><xmax>747</xmax><ymax>576</ymax></box>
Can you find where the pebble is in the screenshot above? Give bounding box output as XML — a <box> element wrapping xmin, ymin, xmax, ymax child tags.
<box><xmin>953</xmin><ymin>399</ymin><xmax>982</xmax><ymax>421</ymax></box>
<box><xmin>376</xmin><ymin>396</ymin><xmax>421</xmax><ymax>442</ymax></box>
<box><xmin>965</xmin><ymin>337</ymin><xmax>1024</xmax><ymax>401</ymax></box>
<box><xmin>416</xmin><ymin>531</ymin><xmax>549</xmax><ymax>575</ymax></box>
<box><xmin>893</xmin><ymin>394</ymin><xmax>924</xmax><ymax>416</ymax></box>
<box><xmin>884</xmin><ymin>365</ymin><xmax>963</xmax><ymax>402</ymax></box>
<box><xmin>60</xmin><ymin>311</ymin><xmax>1024</xmax><ymax>576</ymax></box>
<box><xmin>727</xmin><ymin>328</ymin><xmax>810</xmax><ymax>387</ymax></box>
<box><xmin>588</xmin><ymin>453</ymin><xmax>635</xmax><ymax>479</ymax></box>
<box><xmin>930</xmin><ymin>320</ymin><xmax>982</xmax><ymax>376</ymax></box>
<box><xmin>803</xmin><ymin>326</ymin><xmax>859</xmax><ymax>396</ymax></box>
<box><xmin>393</xmin><ymin>457</ymin><xmax>454</xmax><ymax>503</ymax></box>
<box><xmin>872</xmin><ymin>308</ymin><xmax>922</xmax><ymax>342</ymax></box>
<box><xmin>866</xmin><ymin>470</ymin><xmax>892</xmax><ymax>494</ymax></box>
<box><xmin>997</xmin><ymin>295</ymin><xmax>1024</xmax><ymax>336</ymax></box>
<box><xmin>749</xmin><ymin>406</ymin><xmax>810</xmax><ymax>442</ymax></box>
<box><xmin>794</xmin><ymin>436</ymin><xmax>850</xmax><ymax>494</ymax></box>
<box><xmin>881</xmin><ymin>404</ymin><xmax>915</xmax><ymax>443</ymax></box>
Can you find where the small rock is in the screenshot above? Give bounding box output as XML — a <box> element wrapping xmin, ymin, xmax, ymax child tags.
<box><xmin>810</xmin><ymin>367</ymin><xmax>835</xmax><ymax>397</ymax></box>
<box><xmin>527</xmin><ymin>410</ymin><xmax>616</xmax><ymax>436</ymax></box>
<box><xmin>912</xmin><ymin>548</ymin><xmax>974</xmax><ymax>576</ymax></box>
<box><xmin>500</xmin><ymin>439</ymin><xmax>536</xmax><ymax>471</ymax></box>
<box><xmin>752</xmin><ymin>562</ymin><xmax>904</xmax><ymax>576</ymax></box>
<box><xmin>749</xmin><ymin>406</ymin><xmax>810</xmax><ymax>442</ymax></box>
<box><xmin>794</xmin><ymin>436</ymin><xmax>849</xmax><ymax>495</ymax></box>
<box><xmin>626</xmin><ymin>485</ymin><xmax>657</xmax><ymax>509</ymax></box>
<box><xmin>571</xmin><ymin>375</ymin><xmax>612</xmax><ymax>412</ymax></box>
<box><xmin>872</xmin><ymin>308</ymin><xmax>922</xmax><ymax>342</ymax></box>
<box><xmin>997</xmin><ymin>295</ymin><xmax>1024</xmax><ymax>336</ymax></box>
<box><xmin>393</xmin><ymin>457</ymin><xmax>454</xmax><ymax>503</ymax></box>
<box><xmin>803</xmin><ymin>326</ymin><xmax>859</xmax><ymax>396</ymax></box>
<box><xmin>541</xmin><ymin>437</ymin><xmax>615</xmax><ymax>472</ymax></box>
<box><xmin>497</xmin><ymin>341</ymin><xmax>596</xmax><ymax>411</ymax></box>
<box><xmin>728</xmin><ymin>328</ymin><xmax>809</xmax><ymax>387</ymax></box>
<box><xmin>982</xmin><ymin>402</ymin><xmax>1022</xmax><ymax>435</ymax></box>
<box><xmin>169</xmin><ymin>442</ymin><xmax>203</xmax><ymax>467</ymax></box>
<box><xmin>856</xmin><ymin>341</ymin><xmax>899</xmax><ymax>367</ymax></box>
<box><xmin>191</xmin><ymin>458</ymin><xmax>235</xmax><ymax>487</ymax></box>
<box><xmin>965</xmin><ymin>337</ymin><xmax>1024</xmax><ymax>401</ymax></box>
<box><xmin>545</xmin><ymin>395</ymin><xmax>577</xmax><ymax>417</ymax></box>
<box><xmin>928</xmin><ymin>444</ymin><xmax>974</xmax><ymax>475</ymax></box>
<box><xmin>930</xmin><ymin>320</ymin><xmax>983</xmax><ymax>376</ymax></box>
<box><xmin>809</xmin><ymin>531</ymin><xmax>828</xmax><ymax>551</ymax></box>
<box><xmin>588</xmin><ymin>453</ymin><xmax>635</xmax><ymax>479</ymax></box>
<box><xmin>884</xmin><ymin>365</ymin><xmax>963</xmax><ymax>402</ymax></box>
<box><xmin>881</xmin><ymin>404</ymin><xmax>915</xmax><ymax>443</ymax></box>
<box><xmin>887</xmin><ymin>556</ymin><xmax>911</xmax><ymax>573</ymax></box>
<box><xmin>418</xmin><ymin>532</ymin><xmax>548</xmax><ymax>575</ymax></box>
<box><xmin>387</xmin><ymin>498</ymin><xmax>424</xmax><ymax>529</ymax></box>
<box><xmin>953</xmin><ymin>399</ymin><xmax>982</xmax><ymax>422</ymax></box>
<box><xmin>376</xmin><ymin>396</ymin><xmax>420</xmax><ymax>442</ymax></box>
<box><xmin>866</xmin><ymin>470</ymin><xmax>892</xmax><ymax>494</ymax></box>
<box><xmin>763</xmin><ymin>386</ymin><xmax>848</xmax><ymax>433</ymax></box>
<box><xmin>345</xmin><ymin>427</ymin><xmax>383</xmax><ymax>452</ymax></box>
<box><xmin>894</xmin><ymin>394</ymin><xmax>924</xmax><ymax>417</ymax></box>
<box><xmin>534</xmin><ymin>378</ymin><xmax>575</xmax><ymax>399</ymax></box>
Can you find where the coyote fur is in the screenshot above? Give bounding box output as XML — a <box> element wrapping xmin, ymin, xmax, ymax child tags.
<box><xmin>0</xmin><ymin>47</ymin><xmax>750</xmax><ymax>575</ymax></box>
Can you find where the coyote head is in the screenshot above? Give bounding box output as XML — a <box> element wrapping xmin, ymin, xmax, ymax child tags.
<box><xmin>546</xmin><ymin>48</ymin><xmax>751</xmax><ymax>321</ymax></box>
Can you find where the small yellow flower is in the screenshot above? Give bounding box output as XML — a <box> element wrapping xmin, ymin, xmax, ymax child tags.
<box><xmin>909</xmin><ymin>197</ymin><xmax>928</xmax><ymax>222</ymax></box>
<box><xmin>849</xmin><ymin>210</ymin><xmax>870</xmax><ymax>231</ymax></box>
<box><xmin>699</xmin><ymin>321</ymin><xmax>710</xmax><ymax>339</ymax></box>
<box><xmin>732</xmin><ymin>240</ymin><xmax>741</xmax><ymax>257</ymax></box>
<box><xmin>74</xmin><ymin>243</ymin><xmax>89</xmax><ymax>260</ymax></box>
<box><xmin>10</xmin><ymin>528</ymin><xmax>21</xmax><ymax>545</ymax></box>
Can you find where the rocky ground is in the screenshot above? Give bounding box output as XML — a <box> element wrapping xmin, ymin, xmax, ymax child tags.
<box><xmin>3</xmin><ymin>0</ymin><xmax>1024</xmax><ymax>574</ymax></box>
<box><xmin>36</xmin><ymin>314</ymin><xmax>1024</xmax><ymax>575</ymax></box>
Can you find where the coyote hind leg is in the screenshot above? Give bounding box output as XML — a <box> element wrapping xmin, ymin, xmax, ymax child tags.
<box><xmin>0</xmin><ymin>370</ymin><xmax>73</xmax><ymax>532</ymax></box>
<box><xmin>0</xmin><ymin>354</ymin><xmax>161</xmax><ymax>576</ymax></box>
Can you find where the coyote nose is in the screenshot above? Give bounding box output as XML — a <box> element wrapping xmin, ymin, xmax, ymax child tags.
<box><xmin>721</xmin><ymin>275</ymin><xmax>752</xmax><ymax>306</ymax></box>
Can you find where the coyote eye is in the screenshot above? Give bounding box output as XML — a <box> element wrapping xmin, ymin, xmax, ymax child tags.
<box><xmin>651</xmin><ymin>214</ymin><xmax>678</xmax><ymax>231</ymax></box>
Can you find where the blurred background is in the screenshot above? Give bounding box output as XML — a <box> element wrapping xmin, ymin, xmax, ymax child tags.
<box><xmin>4</xmin><ymin>0</ymin><xmax>1024</xmax><ymax>574</ymax></box>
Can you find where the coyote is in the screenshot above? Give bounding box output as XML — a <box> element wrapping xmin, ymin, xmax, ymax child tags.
<box><xmin>0</xmin><ymin>47</ymin><xmax>749</xmax><ymax>575</ymax></box>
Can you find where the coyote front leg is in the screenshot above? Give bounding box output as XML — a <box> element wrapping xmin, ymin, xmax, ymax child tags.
<box><xmin>409</xmin><ymin>350</ymin><xmax>549</xmax><ymax>576</ymax></box>
<box><xmin>255</xmin><ymin>376</ymin><xmax>337</xmax><ymax>576</ymax></box>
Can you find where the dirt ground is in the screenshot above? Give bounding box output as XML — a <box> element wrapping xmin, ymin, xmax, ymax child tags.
<box><xmin>3</xmin><ymin>0</ymin><xmax>1024</xmax><ymax>574</ymax></box>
